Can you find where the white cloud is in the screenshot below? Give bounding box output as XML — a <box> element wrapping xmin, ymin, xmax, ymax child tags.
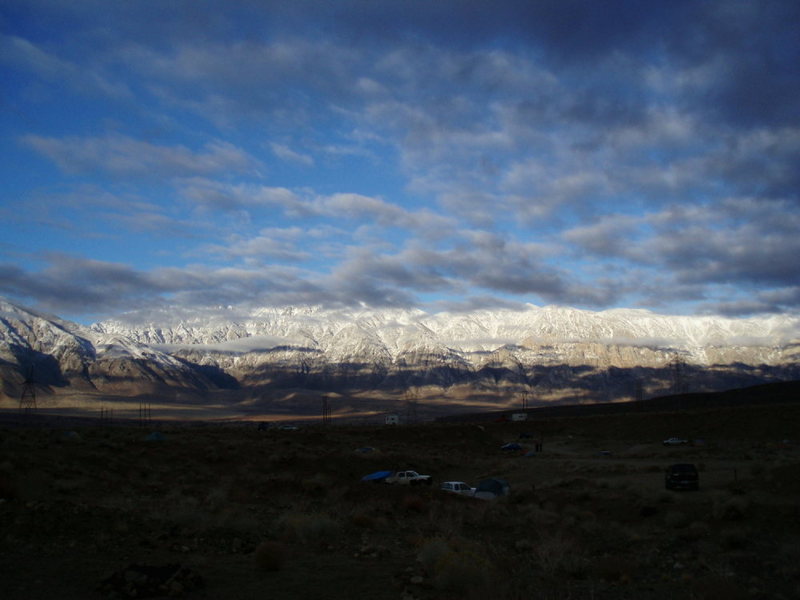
<box><xmin>269</xmin><ymin>142</ymin><xmax>314</xmax><ymax>166</ymax></box>
<box><xmin>22</xmin><ymin>134</ymin><xmax>261</xmax><ymax>177</ymax></box>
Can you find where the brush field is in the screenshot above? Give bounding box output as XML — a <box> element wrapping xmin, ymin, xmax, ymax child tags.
<box><xmin>1</xmin><ymin>402</ymin><xmax>799</xmax><ymax>600</ymax></box>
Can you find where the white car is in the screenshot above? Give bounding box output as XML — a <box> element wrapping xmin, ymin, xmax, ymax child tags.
<box><xmin>385</xmin><ymin>470</ymin><xmax>432</xmax><ymax>485</ymax></box>
<box><xmin>662</xmin><ymin>437</ymin><xmax>689</xmax><ymax>446</ymax></box>
<box><xmin>440</xmin><ymin>481</ymin><xmax>476</xmax><ymax>496</ymax></box>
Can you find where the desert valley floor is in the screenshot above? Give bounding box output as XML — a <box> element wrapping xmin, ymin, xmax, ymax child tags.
<box><xmin>1</xmin><ymin>395</ymin><xmax>799</xmax><ymax>600</ymax></box>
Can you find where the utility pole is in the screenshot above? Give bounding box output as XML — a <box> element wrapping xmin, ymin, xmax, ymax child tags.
<box><xmin>19</xmin><ymin>369</ymin><xmax>37</xmax><ymax>416</ymax></box>
<box><xmin>405</xmin><ymin>388</ymin><xmax>418</xmax><ymax>424</ymax></box>
<box><xmin>635</xmin><ymin>379</ymin><xmax>644</xmax><ymax>403</ymax></box>
<box><xmin>139</xmin><ymin>400</ymin><xmax>151</xmax><ymax>427</ymax></box>
<box><xmin>321</xmin><ymin>395</ymin><xmax>331</xmax><ymax>425</ymax></box>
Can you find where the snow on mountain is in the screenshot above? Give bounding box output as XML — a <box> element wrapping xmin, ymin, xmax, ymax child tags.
<box><xmin>0</xmin><ymin>298</ymin><xmax>215</xmax><ymax>395</ymax></box>
<box><xmin>92</xmin><ymin>303</ymin><xmax>800</xmax><ymax>363</ymax></box>
<box><xmin>2</xmin><ymin>296</ymin><xmax>799</xmax><ymax>406</ymax></box>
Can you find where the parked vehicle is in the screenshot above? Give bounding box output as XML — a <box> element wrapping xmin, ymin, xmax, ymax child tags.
<box><xmin>662</xmin><ymin>437</ymin><xmax>689</xmax><ymax>446</ymax></box>
<box><xmin>385</xmin><ymin>470</ymin><xmax>432</xmax><ymax>485</ymax></box>
<box><xmin>665</xmin><ymin>463</ymin><xmax>699</xmax><ymax>490</ymax></box>
<box><xmin>474</xmin><ymin>478</ymin><xmax>510</xmax><ymax>500</ymax></box>
<box><xmin>440</xmin><ymin>481</ymin><xmax>476</xmax><ymax>496</ymax></box>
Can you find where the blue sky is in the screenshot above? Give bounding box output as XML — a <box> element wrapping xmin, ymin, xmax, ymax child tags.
<box><xmin>1</xmin><ymin>0</ymin><xmax>799</xmax><ymax>324</ymax></box>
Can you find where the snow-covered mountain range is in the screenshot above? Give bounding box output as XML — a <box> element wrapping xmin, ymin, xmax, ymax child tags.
<box><xmin>2</xmin><ymin>297</ymin><xmax>799</xmax><ymax>411</ymax></box>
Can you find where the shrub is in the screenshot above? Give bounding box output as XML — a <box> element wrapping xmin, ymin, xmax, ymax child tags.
<box><xmin>277</xmin><ymin>512</ymin><xmax>340</xmax><ymax>543</ymax></box>
<box><xmin>692</xmin><ymin>575</ymin><xmax>749</xmax><ymax>600</ymax></box>
<box><xmin>432</xmin><ymin>549</ymin><xmax>494</xmax><ymax>592</ymax></box>
<box><xmin>713</xmin><ymin>496</ymin><xmax>750</xmax><ymax>521</ymax></box>
<box><xmin>679</xmin><ymin>520</ymin><xmax>710</xmax><ymax>541</ymax></box>
<box><xmin>401</xmin><ymin>493</ymin><xmax>428</xmax><ymax>514</ymax></box>
<box><xmin>720</xmin><ymin>527</ymin><xmax>750</xmax><ymax>550</ymax></box>
<box><xmin>417</xmin><ymin>538</ymin><xmax>494</xmax><ymax>593</ymax></box>
<box><xmin>533</xmin><ymin>533</ymin><xmax>587</xmax><ymax>577</ymax></box>
<box><xmin>664</xmin><ymin>510</ymin><xmax>690</xmax><ymax>528</ymax></box>
<box><xmin>0</xmin><ymin>473</ymin><xmax>17</xmax><ymax>500</ymax></box>
<box><xmin>204</xmin><ymin>486</ymin><xmax>229</xmax><ymax>511</ymax></box>
<box><xmin>301</xmin><ymin>473</ymin><xmax>332</xmax><ymax>496</ymax></box>
<box><xmin>417</xmin><ymin>538</ymin><xmax>451</xmax><ymax>573</ymax></box>
<box><xmin>349</xmin><ymin>510</ymin><xmax>380</xmax><ymax>530</ymax></box>
<box><xmin>254</xmin><ymin>540</ymin><xmax>287</xmax><ymax>571</ymax></box>
<box><xmin>593</xmin><ymin>555</ymin><xmax>634</xmax><ymax>583</ymax></box>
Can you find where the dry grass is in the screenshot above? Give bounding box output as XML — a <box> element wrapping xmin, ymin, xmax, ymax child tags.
<box><xmin>1</xmin><ymin>403</ymin><xmax>799</xmax><ymax>600</ymax></box>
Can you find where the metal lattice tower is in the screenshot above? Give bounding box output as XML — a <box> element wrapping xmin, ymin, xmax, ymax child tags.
<box><xmin>634</xmin><ymin>379</ymin><xmax>644</xmax><ymax>403</ymax></box>
<box><xmin>321</xmin><ymin>396</ymin><xmax>331</xmax><ymax>425</ymax></box>
<box><xmin>100</xmin><ymin>405</ymin><xmax>113</xmax><ymax>426</ymax></box>
<box><xmin>138</xmin><ymin>400</ymin><xmax>151</xmax><ymax>427</ymax></box>
<box><xmin>670</xmin><ymin>355</ymin><xmax>689</xmax><ymax>395</ymax></box>
<box><xmin>19</xmin><ymin>367</ymin><xmax>37</xmax><ymax>415</ymax></box>
<box><xmin>404</xmin><ymin>389</ymin><xmax>418</xmax><ymax>424</ymax></box>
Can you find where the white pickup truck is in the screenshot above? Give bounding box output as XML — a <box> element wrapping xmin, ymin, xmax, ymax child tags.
<box><xmin>385</xmin><ymin>470</ymin><xmax>432</xmax><ymax>486</ymax></box>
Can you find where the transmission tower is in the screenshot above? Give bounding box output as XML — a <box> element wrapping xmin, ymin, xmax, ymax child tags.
<box><xmin>404</xmin><ymin>388</ymin><xmax>418</xmax><ymax>424</ymax></box>
<box><xmin>321</xmin><ymin>395</ymin><xmax>331</xmax><ymax>425</ymax></box>
<box><xmin>634</xmin><ymin>379</ymin><xmax>644</xmax><ymax>403</ymax></box>
<box><xmin>520</xmin><ymin>392</ymin><xmax>529</xmax><ymax>411</ymax></box>
<box><xmin>19</xmin><ymin>367</ymin><xmax>37</xmax><ymax>415</ymax></box>
<box><xmin>138</xmin><ymin>400</ymin><xmax>152</xmax><ymax>427</ymax></box>
<box><xmin>670</xmin><ymin>355</ymin><xmax>689</xmax><ymax>395</ymax></box>
<box><xmin>100</xmin><ymin>404</ymin><xmax>113</xmax><ymax>426</ymax></box>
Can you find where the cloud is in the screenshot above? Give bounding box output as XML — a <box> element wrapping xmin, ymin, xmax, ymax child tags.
<box><xmin>207</xmin><ymin>228</ymin><xmax>313</xmax><ymax>264</ymax></box>
<box><xmin>0</xmin><ymin>254</ymin><xmax>338</xmax><ymax>319</ymax></box>
<box><xmin>269</xmin><ymin>142</ymin><xmax>314</xmax><ymax>166</ymax></box>
<box><xmin>0</xmin><ymin>34</ymin><xmax>130</xmax><ymax>98</ymax></box>
<box><xmin>2</xmin><ymin>0</ymin><xmax>799</xmax><ymax>321</ymax></box>
<box><xmin>562</xmin><ymin>215</ymin><xmax>643</xmax><ymax>258</ymax></box>
<box><xmin>177</xmin><ymin>179</ymin><xmax>305</xmax><ymax>214</ymax></box>
<box><xmin>22</xmin><ymin>134</ymin><xmax>261</xmax><ymax>178</ymax></box>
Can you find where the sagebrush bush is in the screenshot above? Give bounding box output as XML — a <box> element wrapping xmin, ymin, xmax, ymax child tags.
<box><xmin>277</xmin><ymin>512</ymin><xmax>340</xmax><ymax>543</ymax></box>
<box><xmin>417</xmin><ymin>537</ymin><xmax>451</xmax><ymax>573</ymax></box>
<box><xmin>593</xmin><ymin>555</ymin><xmax>634</xmax><ymax>582</ymax></box>
<box><xmin>254</xmin><ymin>540</ymin><xmax>287</xmax><ymax>571</ymax></box>
<box><xmin>204</xmin><ymin>485</ymin><xmax>229</xmax><ymax>511</ymax></box>
<box><xmin>533</xmin><ymin>533</ymin><xmax>586</xmax><ymax>577</ymax></box>
<box><xmin>720</xmin><ymin>527</ymin><xmax>750</xmax><ymax>550</ymax></box>
<box><xmin>401</xmin><ymin>493</ymin><xmax>428</xmax><ymax>513</ymax></box>
<box><xmin>664</xmin><ymin>509</ymin><xmax>690</xmax><ymax>528</ymax></box>
<box><xmin>692</xmin><ymin>574</ymin><xmax>749</xmax><ymax>600</ymax></box>
<box><xmin>679</xmin><ymin>520</ymin><xmax>710</xmax><ymax>541</ymax></box>
<box><xmin>0</xmin><ymin>473</ymin><xmax>17</xmax><ymax>500</ymax></box>
<box><xmin>432</xmin><ymin>549</ymin><xmax>494</xmax><ymax>592</ymax></box>
<box><xmin>713</xmin><ymin>495</ymin><xmax>750</xmax><ymax>521</ymax></box>
<box><xmin>301</xmin><ymin>473</ymin><xmax>332</xmax><ymax>496</ymax></box>
<box><xmin>349</xmin><ymin>510</ymin><xmax>380</xmax><ymax>529</ymax></box>
<box><xmin>417</xmin><ymin>538</ymin><xmax>494</xmax><ymax>593</ymax></box>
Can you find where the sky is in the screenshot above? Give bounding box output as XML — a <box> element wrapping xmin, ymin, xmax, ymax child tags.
<box><xmin>1</xmin><ymin>0</ymin><xmax>799</xmax><ymax>324</ymax></box>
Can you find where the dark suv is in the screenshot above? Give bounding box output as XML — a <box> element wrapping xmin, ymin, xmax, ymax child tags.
<box><xmin>665</xmin><ymin>463</ymin><xmax>699</xmax><ymax>490</ymax></box>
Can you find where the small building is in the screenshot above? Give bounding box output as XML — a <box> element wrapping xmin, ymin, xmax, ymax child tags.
<box><xmin>385</xmin><ymin>414</ymin><xmax>400</xmax><ymax>425</ymax></box>
<box><xmin>511</xmin><ymin>413</ymin><xmax>528</xmax><ymax>422</ymax></box>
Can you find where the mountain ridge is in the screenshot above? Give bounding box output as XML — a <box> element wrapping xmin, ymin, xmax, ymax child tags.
<box><xmin>2</xmin><ymin>297</ymin><xmax>799</xmax><ymax>417</ymax></box>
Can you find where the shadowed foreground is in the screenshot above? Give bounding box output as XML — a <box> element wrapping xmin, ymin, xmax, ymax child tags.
<box><xmin>2</xmin><ymin>398</ymin><xmax>799</xmax><ymax>599</ymax></box>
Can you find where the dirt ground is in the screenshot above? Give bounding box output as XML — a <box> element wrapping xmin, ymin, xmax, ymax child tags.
<box><xmin>1</xmin><ymin>402</ymin><xmax>799</xmax><ymax>600</ymax></box>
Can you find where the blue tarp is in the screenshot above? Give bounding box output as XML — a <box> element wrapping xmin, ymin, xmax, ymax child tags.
<box><xmin>361</xmin><ymin>470</ymin><xmax>393</xmax><ymax>482</ymax></box>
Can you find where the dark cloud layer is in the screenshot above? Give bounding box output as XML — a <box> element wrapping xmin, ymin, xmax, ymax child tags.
<box><xmin>1</xmin><ymin>0</ymin><xmax>799</xmax><ymax>321</ymax></box>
